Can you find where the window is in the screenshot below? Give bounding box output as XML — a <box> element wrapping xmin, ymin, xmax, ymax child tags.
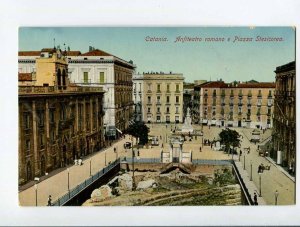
<box><xmin>23</xmin><ymin>113</ymin><xmax>30</xmax><ymax>129</ymax></box>
<box><xmin>157</xmin><ymin>116</ymin><xmax>161</xmax><ymax>121</ymax></box>
<box><xmin>50</xmin><ymin>109</ymin><xmax>55</xmax><ymax>123</ymax></box>
<box><xmin>99</xmin><ymin>72</ymin><xmax>105</xmax><ymax>84</ymax></box>
<box><xmin>167</xmin><ymin>84</ymin><xmax>170</xmax><ymax>92</ymax></box>
<box><xmin>83</xmin><ymin>72</ymin><xmax>89</xmax><ymax>83</ymax></box>
<box><xmin>176</xmin><ymin>96</ymin><xmax>179</xmax><ymax>103</ymax></box>
<box><xmin>148</xmin><ymin>107</ymin><xmax>151</xmax><ymax>113</ymax></box>
<box><xmin>166</xmin><ymin>96</ymin><xmax>170</xmax><ymax>103</ymax></box>
<box><xmin>157</xmin><ymin>107</ymin><xmax>160</xmax><ymax>113</ymax></box>
<box><xmin>176</xmin><ymin>107</ymin><xmax>179</xmax><ymax>113</ymax></box>
<box><xmin>50</xmin><ymin>130</ymin><xmax>55</xmax><ymax>143</ymax></box>
<box><xmin>157</xmin><ymin>96</ymin><xmax>160</xmax><ymax>103</ymax></box>
<box><xmin>267</xmin><ymin>108</ymin><xmax>271</xmax><ymax>115</ymax></box>
<box><xmin>25</xmin><ymin>139</ymin><xmax>30</xmax><ymax>153</ymax></box>
<box><xmin>257</xmin><ymin>98</ymin><xmax>262</xmax><ymax>106</ymax></box>
<box><xmin>37</xmin><ymin>111</ymin><xmax>44</xmax><ymax>127</ymax></box>
<box><xmin>157</xmin><ymin>84</ymin><xmax>161</xmax><ymax>92</ymax></box>
<box><xmin>147</xmin><ymin>83</ymin><xmax>152</xmax><ymax>91</ymax></box>
<box><xmin>238</xmin><ymin>107</ymin><xmax>242</xmax><ymax>113</ymax></box>
<box><xmin>166</xmin><ymin>107</ymin><xmax>170</xmax><ymax>113</ymax></box>
<box><xmin>148</xmin><ymin>96</ymin><xmax>151</xmax><ymax>103</ymax></box>
<box><xmin>39</xmin><ymin>134</ymin><xmax>44</xmax><ymax>149</ymax></box>
<box><xmin>176</xmin><ymin>84</ymin><xmax>180</xmax><ymax>92</ymax></box>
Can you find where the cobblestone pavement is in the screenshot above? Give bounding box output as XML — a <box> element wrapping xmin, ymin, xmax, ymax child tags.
<box><xmin>19</xmin><ymin>123</ymin><xmax>295</xmax><ymax>206</ymax></box>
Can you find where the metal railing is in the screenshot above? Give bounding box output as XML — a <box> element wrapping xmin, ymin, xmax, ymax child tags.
<box><xmin>123</xmin><ymin>157</ymin><xmax>161</xmax><ymax>163</ymax></box>
<box><xmin>232</xmin><ymin>161</ymin><xmax>253</xmax><ymax>205</ymax></box>
<box><xmin>52</xmin><ymin>158</ymin><xmax>120</xmax><ymax>206</ymax></box>
<box><xmin>192</xmin><ymin>159</ymin><xmax>233</xmax><ymax>165</ymax></box>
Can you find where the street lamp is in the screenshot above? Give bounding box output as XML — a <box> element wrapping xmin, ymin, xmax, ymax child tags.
<box><xmin>275</xmin><ymin>190</ymin><xmax>279</xmax><ymax>205</ymax></box>
<box><xmin>67</xmin><ymin>168</ymin><xmax>70</xmax><ymax>192</ymax></box>
<box><xmin>250</xmin><ymin>160</ymin><xmax>253</xmax><ymax>181</ymax></box>
<box><xmin>132</xmin><ymin>136</ymin><xmax>136</xmax><ymax>190</ymax></box>
<box><xmin>259</xmin><ymin>172</ymin><xmax>262</xmax><ymax>197</ymax></box>
<box><xmin>34</xmin><ymin>183</ymin><xmax>38</xmax><ymax>206</ymax></box>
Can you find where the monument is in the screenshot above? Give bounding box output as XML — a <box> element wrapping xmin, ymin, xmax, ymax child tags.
<box><xmin>181</xmin><ymin>107</ymin><xmax>194</xmax><ymax>133</ymax></box>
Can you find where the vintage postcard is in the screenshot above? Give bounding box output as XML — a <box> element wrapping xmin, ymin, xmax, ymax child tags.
<box><xmin>18</xmin><ymin>27</ymin><xmax>295</xmax><ymax>207</ymax></box>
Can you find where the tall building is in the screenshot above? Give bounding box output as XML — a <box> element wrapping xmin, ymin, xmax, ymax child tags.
<box><xmin>140</xmin><ymin>72</ymin><xmax>184</xmax><ymax>123</ymax></box>
<box><xmin>183</xmin><ymin>82</ymin><xmax>194</xmax><ymax>122</ymax></box>
<box><xmin>133</xmin><ymin>73</ymin><xmax>144</xmax><ymax>122</ymax></box>
<box><xmin>19</xmin><ymin>48</ymin><xmax>105</xmax><ymax>185</ymax></box>
<box><xmin>272</xmin><ymin>61</ymin><xmax>296</xmax><ymax>171</ymax></box>
<box><xmin>19</xmin><ymin>47</ymin><xmax>135</xmax><ymax>139</ymax></box>
<box><xmin>197</xmin><ymin>81</ymin><xmax>275</xmax><ymax>128</ymax></box>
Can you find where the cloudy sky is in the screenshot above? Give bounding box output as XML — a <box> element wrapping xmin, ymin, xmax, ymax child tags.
<box><xmin>19</xmin><ymin>27</ymin><xmax>295</xmax><ymax>82</ymax></box>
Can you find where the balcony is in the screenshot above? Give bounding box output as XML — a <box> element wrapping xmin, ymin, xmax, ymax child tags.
<box><xmin>238</xmin><ymin>93</ymin><xmax>243</xmax><ymax>97</ymax></box>
<box><xmin>247</xmin><ymin>93</ymin><xmax>252</xmax><ymax>97</ymax></box>
<box><xmin>19</xmin><ymin>85</ymin><xmax>103</xmax><ymax>95</ymax></box>
<box><xmin>238</xmin><ymin>103</ymin><xmax>243</xmax><ymax>106</ymax></box>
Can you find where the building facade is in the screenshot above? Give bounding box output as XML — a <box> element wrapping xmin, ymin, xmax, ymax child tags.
<box><xmin>19</xmin><ymin>48</ymin><xmax>105</xmax><ymax>185</ymax></box>
<box><xmin>133</xmin><ymin>73</ymin><xmax>144</xmax><ymax>122</ymax></box>
<box><xmin>19</xmin><ymin>48</ymin><xmax>135</xmax><ymax>138</ymax></box>
<box><xmin>272</xmin><ymin>61</ymin><xmax>296</xmax><ymax>170</ymax></box>
<box><xmin>198</xmin><ymin>81</ymin><xmax>275</xmax><ymax>128</ymax></box>
<box><xmin>141</xmin><ymin>72</ymin><xmax>184</xmax><ymax>124</ymax></box>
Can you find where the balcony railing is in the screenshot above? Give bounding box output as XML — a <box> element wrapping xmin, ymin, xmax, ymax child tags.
<box><xmin>19</xmin><ymin>86</ymin><xmax>103</xmax><ymax>94</ymax></box>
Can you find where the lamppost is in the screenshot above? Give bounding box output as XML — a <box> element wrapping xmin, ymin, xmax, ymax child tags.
<box><xmin>243</xmin><ymin>154</ymin><xmax>246</xmax><ymax>170</ymax></box>
<box><xmin>131</xmin><ymin>136</ymin><xmax>136</xmax><ymax>190</ymax></box>
<box><xmin>67</xmin><ymin>168</ymin><xmax>70</xmax><ymax>192</ymax></box>
<box><xmin>250</xmin><ymin>160</ymin><xmax>253</xmax><ymax>181</ymax></box>
<box><xmin>34</xmin><ymin>183</ymin><xmax>38</xmax><ymax>206</ymax></box>
<box><xmin>259</xmin><ymin>172</ymin><xmax>262</xmax><ymax>197</ymax></box>
<box><xmin>275</xmin><ymin>190</ymin><xmax>279</xmax><ymax>205</ymax></box>
<box><xmin>89</xmin><ymin>158</ymin><xmax>92</xmax><ymax>176</ymax></box>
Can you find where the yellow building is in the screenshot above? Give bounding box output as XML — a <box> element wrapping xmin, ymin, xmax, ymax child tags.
<box><xmin>141</xmin><ymin>72</ymin><xmax>184</xmax><ymax>123</ymax></box>
<box><xmin>272</xmin><ymin>61</ymin><xmax>295</xmax><ymax>171</ymax></box>
<box><xmin>198</xmin><ymin>81</ymin><xmax>275</xmax><ymax>128</ymax></box>
<box><xmin>18</xmin><ymin>48</ymin><xmax>105</xmax><ymax>185</ymax></box>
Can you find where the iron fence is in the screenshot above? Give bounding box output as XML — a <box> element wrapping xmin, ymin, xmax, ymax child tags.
<box><xmin>52</xmin><ymin>158</ymin><xmax>120</xmax><ymax>206</ymax></box>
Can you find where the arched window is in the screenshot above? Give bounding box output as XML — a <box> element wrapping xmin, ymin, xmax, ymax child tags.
<box><xmin>57</xmin><ymin>69</ymin><xmax>62</xmax><ymax>89</ymax></box>
<box><xmin>62</xmin><ymin>69</ymin><xmax>66</xmax><ymax>89</ymax></box>
<box><xmin>26</xmin><ymin>161</ymin><xmax>32</xmax><ymax>181</ymax></box>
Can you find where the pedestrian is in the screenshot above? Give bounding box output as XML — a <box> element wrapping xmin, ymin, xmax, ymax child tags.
<box><xmin>47</xmin><ymin>195</ymin><xmax>52</xmax><ymax>206</ymax></box>
<box><xmin>253</xmin><ymin>192</ymin><xmax>258</xmax><ymax>205</ymax></box>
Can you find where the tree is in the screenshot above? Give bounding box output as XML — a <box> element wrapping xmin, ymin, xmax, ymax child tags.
<box><xmin>124</xmin><ymin>121</ymin><xmax>150</xmax><ymax>145</ymax></box>
<box><xmin>218</xmin><ymin>128</ymin><xmax>241</xmax><ymax>153</ymax></box>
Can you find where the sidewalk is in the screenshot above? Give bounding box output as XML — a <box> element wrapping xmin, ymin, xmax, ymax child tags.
<box><xmin>19</xmin><ymin>136</ymin><xmax>131</xmax><ymax>206</ymax></box>
<box><xmin>265</xmin><ymin>156</ymin><xmax>295</xmax><ymax>182</ymax></box>
<box><xmin>234</xmin><ymin>158</ymin><xmax>266</xmax><ymax>205</ymax></box>
<box><xmin>19</xmin><ymin>138</ymin><xmax>123</xmax><ymax>192</ymax></box>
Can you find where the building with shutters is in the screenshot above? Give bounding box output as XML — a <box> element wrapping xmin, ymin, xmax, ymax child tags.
<box><xmin>272</xmin><ymin>61</ymin><xmax>296</xmax><ymax>171</ymax></box>
<box><xmin>19</xmin><ymin>47</ymin><xmax>135</xmax><ymax>139</ymax></box>
<box><xmin>197</xmin><ymin>81</ymin><xmax>275</xmax><ymax>129</ymax></box>
<box><xmin>18</xmin><ymin>48</ymin><xmax>105</xmax><ymax>185</ymax></box>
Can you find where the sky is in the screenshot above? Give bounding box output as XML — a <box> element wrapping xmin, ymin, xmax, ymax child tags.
<box><xmin>19</xmin><ymin>27</ymin><xmax>295</xmax><ymax>83</ymax></box>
